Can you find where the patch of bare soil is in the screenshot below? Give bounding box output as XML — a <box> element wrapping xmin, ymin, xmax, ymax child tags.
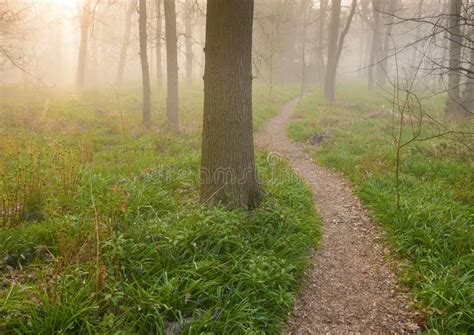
<box><xmin>256</xmin><ymin>99</ymin><xmax>423</xmax><ymax>334</ymax></box>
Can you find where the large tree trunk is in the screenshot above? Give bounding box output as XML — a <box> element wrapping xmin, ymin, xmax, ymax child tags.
<box><xmin>324</xmin><ymin>0</ymin><xmax>356</xmax><ymax>102</ymax></box>
<box><xmin>164</xmin><ymin>0</ymin><xmax>179</xmax><ymax>128</ymax></box>
<box><xmin>116</xmin><ymin>0</ymin><xmax>136</xmax><ymax>86</ymax></box>
<box><xmin>445</xmin><ymin>0</ymin><xmax>463</xmax><ymax>115</ymax></box>
<box><xmin>139</xmin><ymin>0</ymin><xmax>151</xmax><ymax>127</ymax></box>
<box><xmin>156</xmin><ymin>0</ymin><xmax>163</xmax><ymax>88</ymax></box>
<box><xmin>76</xmin><ymin>0</ymin><xmax>92</xmax><ymax>90</ymax></box>
<box><xmin>201</xmin><ymin>0</ymin><xmax>263</xmax><ymax>209</ymax></box>
<box><xmin>185</xmin><ymin>0</ymin><xmax>193</xmax><ymax>88</ymax></box>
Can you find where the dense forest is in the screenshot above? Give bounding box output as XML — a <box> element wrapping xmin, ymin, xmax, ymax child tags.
<box><xmin>0</xmin><ymin>0</ymin><xmax>473</xmax><ymax>334</ymax></box>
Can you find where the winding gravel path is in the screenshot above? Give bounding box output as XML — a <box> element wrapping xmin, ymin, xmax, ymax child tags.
<box><xmin>256</xmin><ymin>98</ymin><xmax>423</xmax><ymax>334</ymax></box>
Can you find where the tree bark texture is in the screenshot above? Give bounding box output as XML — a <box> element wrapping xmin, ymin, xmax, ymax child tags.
<box><xmin>200</xmin><ymin>0</ymin><xmax>263</xmax><ymax>209</ymax></box>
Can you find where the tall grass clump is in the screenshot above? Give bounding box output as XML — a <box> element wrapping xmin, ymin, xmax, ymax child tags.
<box><xmin>0</xmin><ymin>138</ymin><xmax>85</xmax><ymax>227</ymax></box>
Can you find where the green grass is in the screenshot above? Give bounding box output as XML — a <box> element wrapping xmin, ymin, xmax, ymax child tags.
<box><xmin>288</xmin><ymin>82</ymin><xmax>474</xmax><ymax>333</ymax></box>
<box><xmin>0</xmin><ymin>83</ymin><xmax>320</xmax><ymax>333</ymax></box>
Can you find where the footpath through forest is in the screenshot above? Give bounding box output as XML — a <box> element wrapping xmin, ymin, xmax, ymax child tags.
<box><xmin>256</xmin><ymin>99</ymin><xmax>423</xmax><ymax>334</ymax></box>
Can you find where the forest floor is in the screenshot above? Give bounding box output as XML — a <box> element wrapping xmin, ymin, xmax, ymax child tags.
<box><xmin>1</xmin><ymin>85</ymin><xmax>322</xmax><ymax>333</ymax></box>
<box><xmin>257</xmin><ymin>98</ymin><xmax>424</xmax><ymax>334</ymax></box>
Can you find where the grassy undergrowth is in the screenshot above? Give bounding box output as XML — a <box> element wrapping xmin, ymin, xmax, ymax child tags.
<box><xmin>0</xmin><ymin>83</ymin><xmax>320</xmax><ymax>333</ymax></box>
<box><xmin>288</xmin><ymin>82</ymin><xmax>474</xmax><ymax>333</ymax></box>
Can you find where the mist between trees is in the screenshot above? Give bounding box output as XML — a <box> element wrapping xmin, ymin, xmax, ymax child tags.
<box><xmin>1</xmin><ymin>0</ymin><xmax>473</xmax><ymax>210</ymax></box>
<box><xmin>0</xmin><ymin>0</ymin><xmax>473</xmax><ymax>333</ymax></box>
<box><xmin>1</xmin><ymin>0</ymin><xmax>473</xmax><ymax>205</ymax></box>
<box><xmin>2</xmin><ymin>1</ymin><xmax>474</xmax><ymax>115</ymax></box>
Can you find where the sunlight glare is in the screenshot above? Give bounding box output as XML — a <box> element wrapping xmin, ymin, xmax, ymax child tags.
<box><xmin>52</xmin><ymin>0</ymin><xmax>77</xmax><ymax>9</ymax></box>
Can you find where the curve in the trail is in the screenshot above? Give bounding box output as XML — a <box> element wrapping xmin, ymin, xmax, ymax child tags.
<box><xmin>256</xmin><ymin>98</ymin><xmax>423</xmax><ymax>334</ymax></box>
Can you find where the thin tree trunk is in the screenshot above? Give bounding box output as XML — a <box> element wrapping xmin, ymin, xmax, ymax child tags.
<box><xmin>445</xmin><ymin>0</ymin><xmax>463</xmax><ymax>114</ymax></box>
<box><xmin>364</xmin><ymin>26</ymin><xmax>371</xmax><ymax>77</ymax></box>
<box><xmin>410</xmin><ymin>0</ymin><xmax>424</xmax><ymax>66</ymax></box>
<box><xmin>156</xmin><ymin>0</ymin><xmax>162</xmax><ymax>88</ymax></box>
<box><xmin>185</xmin><ymin>0</ymin><xmax>193</xmax><ymax>88</ymax></box>
<box><xmin>317</xmin><ymin>0</ymin><xmax>328</xmax><ymax>85</ymax></box>
<box><xmin>268</xmin><ymin>0</ymin><xmax>275</xmax><ymax>106</ymax></box>
<box><xmin>55</xmin><ymin>20</ymin><xmax>63</xmax><ymax>84</ymax></box>
<box><xmin>324</xmin><ymin>0</ymin><xmax>341</xmax><ymax>101</ymax></box>
<box><xmin>368</xmin><ymin>0</ymin><xmax>382</xmax><ymax>91</ymax></box>
<box><xmin>91</xmin><ymin>27</ymin><xmax>98</xmax><ymax>86</ymax></box>
<box><xmin>301</xmin><ymin>0</ymin><xmax>308</xmax><ymax>96</ymax></box>
<box><xmin>462</xmin><ymin>41</ymin><xmax>474</xmax><ymax>113</ymax></box>
<box><xmin>324</xmin><ymin>0</ymin><xmax>357</xmax><ymax>102</ymax></box>
<box><xmin>378</xmin><ymin>0</ymin><xmax>397</xmax><ymax>88</ymax></box>
<box><xmin>139</xmin><ymin>0</ymin><xmax>151</xmax><ymax>127</ymax></box>
<box><xmin>362</xmin><ymin>0</ymin><xmax>372</xmax><ymax>79</ymax></box>
<box><xmin>164</xmin><ymin>0</ymin><xmax>179</xmax><ymax>128</ymax></box>
<box><xmin>76</xmin><ymin>0</ymin><xmax>91</xmax><ymax>90</ymax></box>
<box><xmin>116</xmin><ymin>0</ymin><xmax>136</xmax><ymax>85</ymax></box>
<box><xmin>334</xmin><ymin>0</ymin><xmax>357</xmax><ymax>65</ymax></box>
<box><xmin>375</xmin><ymin>1</ymin><xmax>387</xmax><ymax>87</ymax></box>
<box><xmin>358</xmin><ymin>16</ymin><xmax>365</xmax><ymax>79</ymax></box>
<box><xmin>148</xmin><ymin>35</ymin><xmax>155</xmax><ymax>83</ymax></box>
<box><xmin>201</xmin><ymin>0</ymin><xmax>263</xmax><ymax>209</ymax></box>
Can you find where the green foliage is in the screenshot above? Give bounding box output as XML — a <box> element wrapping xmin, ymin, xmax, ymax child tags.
<box><xmin>0</xmin><ymin>83</ymin><xmax>320</xmax><ymax>334</ymax></box>
<box><xmin>288</xmin><ymin>82</ymin><xmax>474</xmax><ymax>333</ymax></box>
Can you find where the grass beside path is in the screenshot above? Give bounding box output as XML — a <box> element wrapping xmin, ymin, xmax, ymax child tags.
<box><xmin>0</xmin><ymin>84</ymin><xmax>321</xmax><ymax>333</ymax></box>
<box><xmin>288</xmin><ymin>82</ymin><xmax>474</xmax><ymax>333</ymax></box>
